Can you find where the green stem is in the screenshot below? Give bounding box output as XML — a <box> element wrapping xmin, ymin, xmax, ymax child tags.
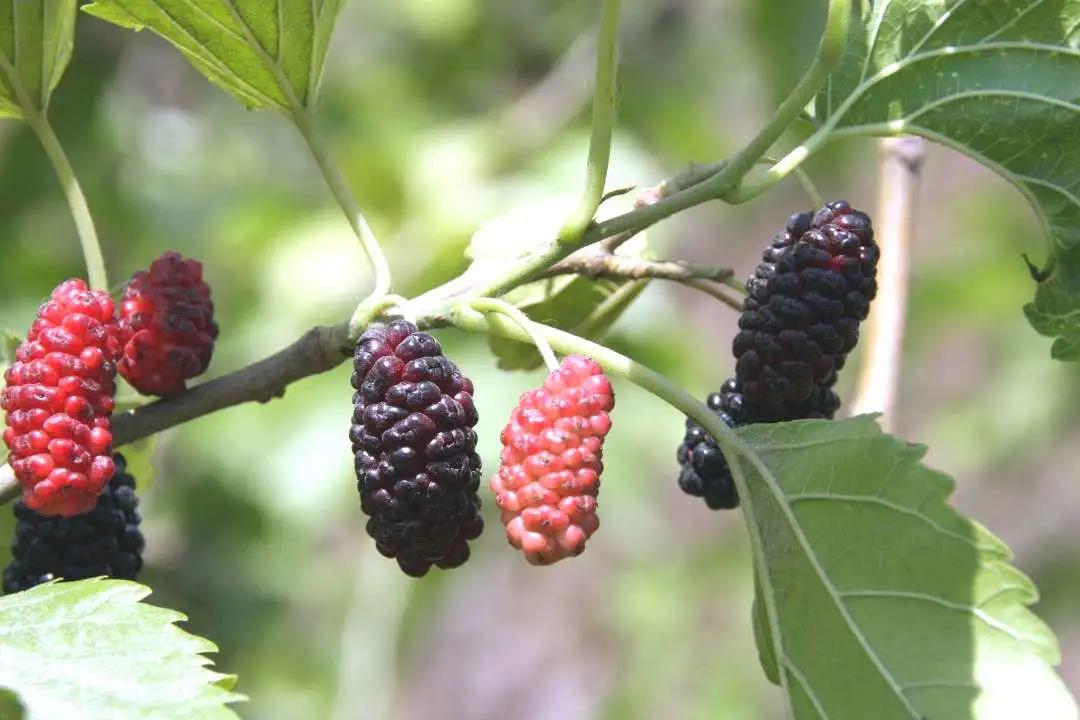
<box><xmin>792</xmin><ymin>165</ymin><xmax>823</xmax><ymax>209</ymax></box>
<box><xmin>445</xmin><ymin>307</ymin><xmax>789</xmax><ymax>692</ymax></box>
<box><xmin>348</xmin><ymin>294</ymin><xmax>414</xmax><ymax>338</ymax></box>
<box><xmin>291</xmin><ymin>106</ymin><xmax>393</xmax><ymax>310</ymax></box>
<box><xmin>468</xmin><ymin>297</ymin><xmax>560</xmax><ymax>371</ymax></box>
<box><xmin>727</xmin><ymin>128</ymin><xmax>834</xmax><ymax>204</ymax></box>
<box><xmin>558</xmin><ymin>0</ymin><xmax>623</xmax><ymax>245</ymax></box>
<box><xmin>417</xmin><ymin>0</ymin><xmax>847</xmax><ymax>316</ymax></box>
<box><xmin>216</xmin><ymin>0</ymin><xmax>393</xmax><ymax>309</ymax></box>
<box><xmin>0</xmin><ymin>55</ymin><xmax>108</xmax><ymax>291</ymax></box>
<box><xmin>447</xmin><ymin>306</ymin><xmax>748</xmax><ymax>458</ymax></box>
<box><xmin>579</xmin><ymin>0</ymin><xmax>849</xmax><ymax>243</ymax></box>
<box><xmin>31</xmin><ymin>115</ymin><xmax>108</xmax><ymax>291</ymax></box>
<box><xmin>759</xmin><ymin>155</ymin><xmax>822</xmax><ymax>208</ymax></box>
<box><xmin>291</xmin><ymin>105</ymin><xmax>393</xmax><ymax>304</ymax></box>
<box><xmin>718</xmin><ymin>0</ymin><xmax>851</xmax><ymax>193</ymax></box>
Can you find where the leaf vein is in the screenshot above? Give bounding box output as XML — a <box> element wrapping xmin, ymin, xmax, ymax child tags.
<box><xmin>982</xmin><ymin>0</ymin><xmax>1053</xmax><ymax>43</ymax></box>
<box><xmin>736</xmin><ymin>458</ymin><xmax>923</xmax><ymax>717</ymax></box>
<box><xmin>908</xmin><ymin>0</ymin><xmax>977</xmax><ymax>57</ymax></box>
<box><xmin>783</xmin><ymin>655</ymin><xmax>831</xmax><ymax>719</ymax></box>
<box><xmin>131</xmin><ymin>0</ymin><xmax>277</xmax><ymax>105</ymax></box>
<box><xmin>787</xmin><ymin>493</ymin><xmax>980</xmax><ymax>548</ymax></box>
<box><xmin>839</xmin><ymin>590</ymin><xmax>1049</xmax><ymax>645</ymax></box>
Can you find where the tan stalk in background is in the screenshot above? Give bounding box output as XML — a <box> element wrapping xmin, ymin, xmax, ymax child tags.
<box><xmin>850</xmin><ymin>136</ymin><xmax>926</xmax><ymax>432</ymax></box>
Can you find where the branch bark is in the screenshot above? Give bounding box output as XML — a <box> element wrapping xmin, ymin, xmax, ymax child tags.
<box><xmin>0</xmin><ymin>325</ymin><xmax>351</xmax><ymax>504</ymax></box>
<box><xmin>543</xmin><ymin>253</ymin><xmax>733</xmax><ymax>283</ymax></box>
<box><xmin>849</xmin><ymin>136</ymin><xmax>926</xmax><ymax>431</ymax></box>
<box><xmin>0</xmin><ymin>246</ymin><xmax>738</xmax><ymax>504</ymax></box>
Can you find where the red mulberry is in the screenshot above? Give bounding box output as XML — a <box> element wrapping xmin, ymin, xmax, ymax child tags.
<box><xmin>678</xmin><ymin>202</ymin><xmax>877</xmax><ymax>509</ymax></box>
<box><xmin>350</xmin><ymin>320</ymin><xmax>483</xmax><ymax>577</ymax></box>
<box><xmin>3</xmin><ymin>453</ymin><xmax>144</xmax><ymax>594</ymax></box>
<box><xmin>118</xmin><ymin>251</ymin><xmax>218</xmax><ymax>397</ymax></box>
<box><xmin>492</xmin><ymin>355</ymin><xmax>614</xmax><ymax>565</ymax></box>
<box><xmin>2</xmin><ymin>279</ymin><xmax>122</xmax><ymax>517</ymax></box>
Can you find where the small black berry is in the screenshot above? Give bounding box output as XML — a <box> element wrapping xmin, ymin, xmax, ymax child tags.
<box><xmin>3</xmin><ymin>453</ymin><xmax>144</xmax><ymax>594</ymax></box>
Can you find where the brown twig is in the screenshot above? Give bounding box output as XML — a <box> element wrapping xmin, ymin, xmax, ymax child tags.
<box><xmin>0</xmin><ymin>242</ymin><xmax>743</xmax><ymax>504</ymax></box>
<box><xmin>850</xmin><ymin>136</ymin><xmax>925</xmax><ymax>431</ymax></box>
<box><xmin>681</xmin><ymin>278</ymin><xmax>745</xmax><ymax>311</ymax></box>
<box><xmin>543</xmin><ymin>253</ymin><xmax>734</xmax><ymax>284</ymax></box>
<box><xmin>0</xmin><ymin>325</ymin><xmax>352</xmax><ymax>504</ymax></box>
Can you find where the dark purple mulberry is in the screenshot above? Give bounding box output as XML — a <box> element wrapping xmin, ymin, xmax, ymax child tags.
<box><xmin>3</xmin><ymin>453</ymin><xmax>144</xmax><ymax>594</ymax></box>
<box><xmin>350</xmin><ymin>320</ymin><xmax>483</xmax><ymax>577</ymax></box>
<box><xmin>678</xmin><ymin>201</ymin><xmax>878</xmax><ymax>509</ymax></box>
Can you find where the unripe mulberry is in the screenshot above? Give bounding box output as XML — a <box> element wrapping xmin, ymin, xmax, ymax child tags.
<box><xmin>350</xmin><ymin>320</ymin><xmax>483</xmax><ymax>577</ymax></box>
<box><xmin>678</xmin><ymin>201</ymin><xmax>877</xmax><ymax>508</ymax></box>
<box><xmin>2</xmin><ymin>279</ymin><xmax>122</xmax><ymax>517</ymax></box>
<box><xmin>2</xmin><ymin>453</ymin><xmax>144</xmax><ymax>594</ymax></box>
<box><xmin>492</xmin><ymin>355</ymin><xmax>614</xmax><ymax>565</ymax></box>
<box><xmin>118</xmin><ymin>251</ymin><xmax>218</xmax><ymax>397</ymax></box>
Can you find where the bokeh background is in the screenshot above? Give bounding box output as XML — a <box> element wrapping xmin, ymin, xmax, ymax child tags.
<box><xmin>1</xmin><ymin>1</ymin><xmax>1077</xmax><ymax>718</ymax></box>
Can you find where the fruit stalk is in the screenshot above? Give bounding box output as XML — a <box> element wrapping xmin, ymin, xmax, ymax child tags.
<box><xmin>558</xmin><ymin>0</ymin><xmax>624</xmax><ymax>244</ymax></box>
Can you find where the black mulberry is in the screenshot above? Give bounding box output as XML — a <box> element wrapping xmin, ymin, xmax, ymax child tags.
<box><xmin>350</xmin><ymin>320</ymin><xmax>483</xmax><ymax>577</ymax></box>
<box><xmin>3</xmin><ymin>453</ymin><xmax>144</xmax><ymax>594</ymax></box>
<box><xmin>678</xmin><ymin>201</ymin><xmax>878</xmax><ymax>509</ymax></box>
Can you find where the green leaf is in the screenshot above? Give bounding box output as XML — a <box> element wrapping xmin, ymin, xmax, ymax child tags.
<box><xmin>0</xmin><ymin>579</ymin><xmax>244</xmax><ymax>720</ymax></box>
<box><xmin>815</xmin><ymin>0</ymin><xmax>1080</xmax><ymax>360</ymax></box>
<box><xmin>82</xmin><ymin>0</ymin><xmax>345</xmax><ymax>110</ymax></box>
<box><xmin>0</xmin><ymin>0</ymin><xmax>76</xmax><ymax>118</ymax></box>
<box><xmin>751</xmin><ymin>568</ymin><xmax>780</xmax><ymax>686</ymax></box>
<box><xmin>732</xmin><ymin>416</ymin><xmax>1077</xmax><ymax>719</ymax></box>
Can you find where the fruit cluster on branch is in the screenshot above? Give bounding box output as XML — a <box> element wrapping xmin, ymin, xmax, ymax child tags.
<box><xmin>678</xmin><ymin>201</ymin><xmax>878</xmax><ymax>509</ymax></box>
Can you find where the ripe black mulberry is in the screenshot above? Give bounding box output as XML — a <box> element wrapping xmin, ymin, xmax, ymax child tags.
<box><xmin>678</xmin><ymin>201</ymin><xmax>878</xmax><ymax>508</ymax></box>
<box><xmin>350</xmin><ymin>320</ymin><xmax>483</xmax><ymax>577</ymax></box>
<box><xmin>3</xmin><ymin>453</ymin><xmax>144</xmax><ymax>594</ymax></box>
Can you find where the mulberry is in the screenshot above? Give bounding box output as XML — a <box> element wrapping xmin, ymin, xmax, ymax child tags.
<box><xmin>350</xmin><ymin>320</ymin><xmax>483</xmax><ymax>577</ymax></box>
<box><xmin>118</xmin><ymin>251</ymin><xmax>218</xmax><ymax>397</ymax></box>
<box><xmin>2</xmin><ymin>279</ymin><xmax>122</xmax><ymax>516</ymax></box>
<box><xmin>492</xmin><ymin>356</ymin><xmax>614</xmax><ymax>565</ymax></box>
<box><xmin>3</xmin><ymin>453</ymin><xmax>144</xmax><ymax>594</ymax></box>
<box><xmin>678</xmin><ymin>201</ymin><xmax>877</xmax><ymax>508</ymax></box>
<box><xmin>676</xmin><ymin>384</ymin><xmax>739</xmax><ymax>510</ymax></box>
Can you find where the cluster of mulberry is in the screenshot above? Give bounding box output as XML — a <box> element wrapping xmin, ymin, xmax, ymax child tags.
<box><xmin>118</xmin><ymin>251</ymin><xmax>218</xmax><ymax>397</ymax></box>
<box><xmin>0</xmin><ymin>252</ymin><xmax>217</xmax><ymax>591</ymax></box>
<box><xmin>677</xmin><ymin>201</ymin><xmax>878</xmax><ymax>509</ymax></box>
<box><xmin>2</xmin><ymin>203</ymin><xmax>876</xmax><ymax>583</ymax></box>
<box><xmin>2</xmin><ymin>254</ymin><xmax>216</xmax><ymax>519</ymax></box>
<box><xmin>491</xmin><ymin>355</ymin><xmax>614</xmax><ymax>565</ymax></box>
<box><xmin>350</xmin><ymin>320</ymin><xmax>484</xmax><ymax>577</ymax></box>
<box><xmin>3</xmin><ymin>453</ymin><xmax>144</xmax><ymax>594</ymax></box>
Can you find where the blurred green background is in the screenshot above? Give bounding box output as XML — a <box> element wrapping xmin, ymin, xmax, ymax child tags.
<box><xmin>1</xmin><ymin>1</ymin><xmax>1077</xmax><ymax>718</ymax></box>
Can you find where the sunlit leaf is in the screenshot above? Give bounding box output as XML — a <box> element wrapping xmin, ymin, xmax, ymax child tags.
<box><xmin>0</xmin><ymin>0</ymin><xmax>76</xmax><ymax>118</ymax></box>
<box><xmin>0</xmin><ymin>579</ymin><xmax>243</xmax><ymax>720</ymax></box>
<box><xmin>82</xmin><ymin>0</ymin><xmax>345</xmax><ymax>110</ymax></box>
<box><xmin>734</xmin><ymin>416</ymin><xmax>1077</xmax><ymax>719</ymax></box>
<box><xmin>815</xmin><ymin>0</ymin><xmax>1080</xmax><ymax>360</ymax></box>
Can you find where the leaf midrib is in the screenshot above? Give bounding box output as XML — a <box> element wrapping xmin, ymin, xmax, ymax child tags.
<box><xmin>829</xmin><ymin>41</ymin><xmax>1080</xmax><ymax>129</ymax></box>
<box><xmin>106</xmin><ymin>0</ymin><xmax>339</xmax><ymax>110</ymax></box>
<box><xmin>122</xmin><ymin>1</ymin><xmax>276</xmax><ymax>107</ymax></box>
<box><xmin>736</xmin><ymin>442</ymin><xmax>924</xmax><ymax>718</ymax></box>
